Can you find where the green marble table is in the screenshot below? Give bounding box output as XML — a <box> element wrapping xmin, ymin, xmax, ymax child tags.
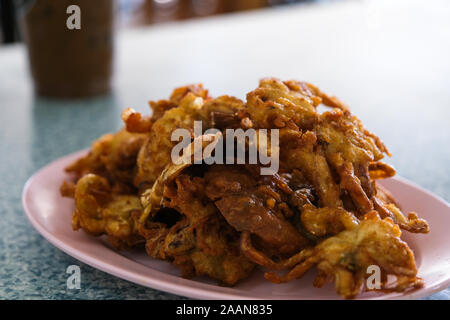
<box><xmin>1</xmin><ymin>0</ymin><xmax>449</xmax><ymax>299</ymax></box>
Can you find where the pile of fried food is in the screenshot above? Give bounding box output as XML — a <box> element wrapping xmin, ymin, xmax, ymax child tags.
<box><xmin>60</xmin><ymin>78</ymin><xmax>429</xmax><ymax>298</ymax></box>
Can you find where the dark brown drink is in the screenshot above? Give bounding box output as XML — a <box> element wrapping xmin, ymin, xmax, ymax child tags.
<box><xmin>21</xmin><ymin>0</ymin><xmax>114</xmax><ymax>98</ymax></box>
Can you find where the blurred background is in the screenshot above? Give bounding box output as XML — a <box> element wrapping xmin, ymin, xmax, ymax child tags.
<box><xmin>0</xmin><ymin>0</ymin><xmax>342</xmax><ymax>98</ymax></box>
<box><xmin>1</xmin><ymin>0</ymin><xmax>336</xmax><ymax>44</ymax></box>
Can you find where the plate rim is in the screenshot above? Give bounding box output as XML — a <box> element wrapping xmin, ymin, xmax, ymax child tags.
<box><xmin>22</xmin><ymin>150</ymin><xmax>450</xmax><ymax>300</ymax></box>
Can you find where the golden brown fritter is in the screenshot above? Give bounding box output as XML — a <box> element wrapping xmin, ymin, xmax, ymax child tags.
<box><xmin>64</xmin><ymin>128</ymin><xmax>146</xmax><ymax>192</ymax></box>
<box><xmin>203</xmin><ymin>165</ymin><xmax>310</xmax><ymax>256</ymax></box>
<box><xmin>71</xmin><ymin>174</ymin><xmax>144</xmax><ymax>249</ymax></box>
<box><xmin>265</xmin><ymin>212</ymin><xmax>423</xmax><ymax>299</ymax></box>
<box><xmin>134</xmin><ymin>92</ymin><xmax>207</xmax><ymax>187</ymax></box>
<box><xmin>61</xmin><ymin>78</ymin><xmax>429</xmax><ymax>298</ymax></box>
<box><xmin>61</xmin><ymin>129</ymin><xmax>146</xmax><ymax>248</ymax></box>
<box><xmin>138</xmin><ymin>164</ymin><xmax>255</xmax><ymax>285</ymax></box>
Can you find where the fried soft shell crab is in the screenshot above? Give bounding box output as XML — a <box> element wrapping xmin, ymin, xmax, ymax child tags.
<box><xmin>60</xmin><ymin>78</ymin><xmax>429</xmax><ymax>298</ymax></box>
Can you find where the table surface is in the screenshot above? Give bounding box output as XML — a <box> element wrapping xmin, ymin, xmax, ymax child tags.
<box><xmin>1</xmin><ymin>0</ymin><xmax>449</xmax><ymax>299</ymax></box>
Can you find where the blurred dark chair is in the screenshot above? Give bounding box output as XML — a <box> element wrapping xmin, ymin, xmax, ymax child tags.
<box><xmin>0</xmin><ymin>0</ymin><xmax>19</xmax><ymax>43</ymax></box>
<box><xmin>124</xmin><ymin>0</ymin><xmax>317</xmax><ymax>27</ymax></box>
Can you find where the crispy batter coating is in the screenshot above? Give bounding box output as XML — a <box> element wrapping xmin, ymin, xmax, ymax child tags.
<box><xmin>72</xmin><ymin>174</ymin><xmax>143</xmax><ymax>249</ymax></box>
<box><xmin>135</xmin><ymin>93</ymin><xmax>207</xmax><ymax>187</ymax></box>
<box><xmin>65</xmin><ymin>128</ymin><xmax>146</xmax><ymax>192</ymax></box>
<box><xmin>61</xmin><ymin>78</ymin><xmax>429</xmax><ymax>297</ymax></box>
<box><xmin>265</xmin><ymin>212</ymin><xmax>423</xmax><ymax>299</ymax></box>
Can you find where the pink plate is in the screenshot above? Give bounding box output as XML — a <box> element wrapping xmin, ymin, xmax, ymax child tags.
<box><xmin>22</xmin><ymin>150</ymin><xmax>450</xmax><ymax>300</ymax></box>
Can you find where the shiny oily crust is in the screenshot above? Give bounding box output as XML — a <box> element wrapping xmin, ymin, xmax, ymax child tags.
<box><xmin>61</xmin><ymin>78</ymin><xmax>429</xmax><ymax>298</ymax></box>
